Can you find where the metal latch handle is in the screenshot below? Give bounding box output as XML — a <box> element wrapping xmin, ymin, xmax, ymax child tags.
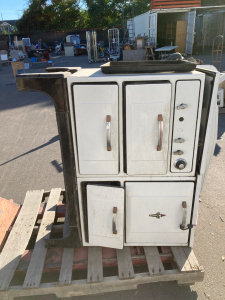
<box><xmin>112</xmin><ymin>207</ymin><xmax>117</xmax><ymax>234</ymax></box>
<box><xmin>106</xmin><ymin>115</ymin><xmax>111</xmax><ymax>151</ymax></box>
<box><xmin>180</xmin><ymin>201</ymin><xmax>187</xmax><ymax>230</ymax></box>
<box><xmin>157</xmin><ymin>114</ymin><xmax>163</xmax><ymax>151</ymax></box>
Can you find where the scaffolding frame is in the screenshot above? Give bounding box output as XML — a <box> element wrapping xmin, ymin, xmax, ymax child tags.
<box><xmin>108</xmin><ymin>28</ymin><xmax>120</xmax><ymax>61</ymax></box>
<box><xmin>122</xmin><ymin>1</ymin><xmax>135</xmax><ymax>44</ymax></box>
<box><xmin>211</xmin><ymin>35</ymin><xmax>224</xmax><ymax>72</ymax></box>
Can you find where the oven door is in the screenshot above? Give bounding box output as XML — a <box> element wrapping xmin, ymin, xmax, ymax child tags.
<box><xmin>125</xmin><ymin>82</ymin><xmax>171</xmax><ymax>175</ymax></box>
<box><xmin>87</xmin><ymin>185</ymin><xmax>124</xmax><ymax>249</ymax></box>
<box><xmin>126</xmin><ymin>182</ymin><xmax>194</xmax><ymax>245</ymax></box>
<box><xmin>73</xmin><ymin>84</ymin><xmax>119</xmax><ymax>175</ymax></box>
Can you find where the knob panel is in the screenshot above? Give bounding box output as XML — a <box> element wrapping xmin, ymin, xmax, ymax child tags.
<box><xmin>170</xmin><ymin>80</ymin><xmax>201</xmax><ymax>173</ymax></box>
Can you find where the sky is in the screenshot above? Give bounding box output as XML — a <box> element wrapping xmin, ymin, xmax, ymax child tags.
<box><xmin>0</xmin><ymin>0</ymin><xmax>27</xmax><ymax>20</ymax></box>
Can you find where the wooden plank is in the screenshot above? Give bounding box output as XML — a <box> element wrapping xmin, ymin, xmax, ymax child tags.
<box><xmin>117</xmin><ymin>247</ymin><xmax>135</xmax><ymax>280</ymax></box>
<box><xmin>58</xmin><ymin>211</ymin><xmax>74</xmax><ymax>286</ymax></box>
<box><xmin>175</xmin><ymin>21</ymin><xmax>187</xmax><ymax>53</ymax></box>
<box><xmin>87</xmin><ymin>247</ymin><xmax>103</xmax><ymax>283</ymax></box>
<box><xmin>171</xmin><ymin>247</ymin><xmax>192</xmax><ymax>272</ymax></box>
<box><xmin>23</xmin><ymin>188</ymin><xmax>61</xmax><ymax>289</ymax></box>
<box><xmin>143</xmin><ymin>247</ymin><xmax>165</xmax><ymax>276</ymax></box>
<box><xmin>0</xmin><ymin>190</ymin><xmax>44</xmax><ymax>291</ymax></box>
<box><xmin>183</xmin><ymin>247</ymin><xmax>200</xmax><ymax>271</ymax></box>
<box><xmin>154</xmin><ymin>4</ymin><xmax>201</xmax><ymax>8</ymax></box>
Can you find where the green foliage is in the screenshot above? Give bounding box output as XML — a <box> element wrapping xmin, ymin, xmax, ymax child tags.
<box><xmin>15</xmin><ymin>0</ymin><xmax>80</xmax><ymax>32</ymax></box>
<box><xmin>84</xmin><ymin>0</ymin><xmax>150</xmax><ymax>29</ymax></box>
<box><xmin>14</xmin><ymin>0</ymin><xmax>225</xmax><ymax>33</ymax></box>
<box><xmin>15</xmin><ymin>0</ymin><xmax>150</xmax><ymax>32</ymax></box>
<box><xmin>1</xmin><ymin>30</ymin><xmax>9</xmax><ymax>35</ymax></box>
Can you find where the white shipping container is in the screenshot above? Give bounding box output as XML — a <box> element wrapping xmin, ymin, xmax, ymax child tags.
<box><xmin>130</xmin><ymin>6</ymin><xmax>225</xmax><ymax>55</ymax></box>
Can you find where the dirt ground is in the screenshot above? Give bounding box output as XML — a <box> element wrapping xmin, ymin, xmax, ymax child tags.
<box><xmin>0</xmin><ymin>51</ymin><xmax>225</xmax><ymax>300</ymax></box>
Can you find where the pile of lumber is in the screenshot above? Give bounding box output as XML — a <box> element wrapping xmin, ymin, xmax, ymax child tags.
<box><xmin>150</xmin><ymin>0</ymin><xmax>201</xmax><ymax>9</ymax></box>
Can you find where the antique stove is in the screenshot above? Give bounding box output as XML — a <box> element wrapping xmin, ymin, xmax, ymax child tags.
<box><xmin>16</xmin><ymin>64</ymin><xmax>221</xmax><ymax>249</ymax></box>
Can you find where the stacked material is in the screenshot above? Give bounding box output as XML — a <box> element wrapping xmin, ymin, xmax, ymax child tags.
<box><xmin>150</xmin><ymin>0</ymin><xmax>201</xmax><ymax>9</ymax></box>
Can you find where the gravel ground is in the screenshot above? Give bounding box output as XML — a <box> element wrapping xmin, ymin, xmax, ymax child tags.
<box><xmin>0</xmin><ymin>53</ymin><xmax>225</xmax><ymax>300</ymax></box>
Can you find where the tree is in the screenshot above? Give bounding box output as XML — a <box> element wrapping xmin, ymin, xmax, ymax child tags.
<box><xmin>84</xmin><ymin>0</ymin><xmax>150</xmax><ymax>29</ymax></box>
<box><xmin>15</xmin><ymin>0</ymin><xmax>81</xmax><ymax>32</ymax></box>
<box><xmin>15</xmin><ymin>0</ymin><xmax>151</xmax><ymax>32</ymax></box>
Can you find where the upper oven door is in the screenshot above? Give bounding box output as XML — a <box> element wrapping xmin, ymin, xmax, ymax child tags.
<box><xmin>73</xmin><ymin>84</ymin><xmax>119</xmax><ymax>175</ymax></box>
<box><xmin>125</xmin><ymin>82</ymin><xmax>172</xmax><ymax>175</ymax></box>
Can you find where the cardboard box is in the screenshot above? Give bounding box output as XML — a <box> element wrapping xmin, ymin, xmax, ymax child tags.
<box><xmin>11</xmin><ymin>61</ymin><xmax>25</xmax><ymax>78</ymax></box>
<box><xmin>65</xmin><ymin>46</ymin><xmax>74</xmax><ymax>56</ymax></box>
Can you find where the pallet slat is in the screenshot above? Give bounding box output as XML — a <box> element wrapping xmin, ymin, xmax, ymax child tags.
<box><xmin>0</xmin><ymin>190</ymin><xmax>44</xmax><ymax>291</ymax></box>
<box><xmin>23</xmin><ymin>188</ymin><xmax>61</xmax><ymax>289</ymax></box>
<box><xmin>1</xmin><ymin>269</ymin><xmax>205</xmax><ymax>300</ymax></box>
<box><xmin>87</xmin><ymin>247</ymin><xmax>103</xmax><ymax>283</ymax></box>
<box><xmin>183</xmin><ymin>247</ymin><xmax>200</xmax><ymax>271</ymax></box>
<box><xmin>171</xmin><ymin>247</ymin><xmax>192</xmax><ymax>272</ymax></box>
<box><xmin>144</xmin><ymin>247</ymin><xmax>165</xmax><ymax>275</ymax></box>
<box><xmin>58</xmin><ymin>211</ymin><xmax>74</xmax><ymax>285</ymax></box>
<box><xmin>117</xmin><ymin>247</ymin><xmax>135</xmax><ymax>279</ymax></box>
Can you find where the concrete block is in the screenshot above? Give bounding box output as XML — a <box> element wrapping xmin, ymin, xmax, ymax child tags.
<box><xmin>123</xmin><ymin>49</ymin><xmax>145</xmax><ymax>61</ymax></box>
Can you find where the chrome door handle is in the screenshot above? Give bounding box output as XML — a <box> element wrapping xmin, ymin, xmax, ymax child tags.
<box><xmin>177</xmin><ymin>103</ymin><xmax>188</xmax><ymax>110</ymax></box>
<box><xmin>174</xmin><ymin>138</ymin><xmax>185</xmax><ymax>143</ymax></box>
<box><xmin>106</xmin><ymin>115</ymin><xmax>111</xmax><ymax>151</ymax></box>
<box><xmin>157</xmin><ymin>114</ymin><xmax>163</xmax><ymax>151</ymax></box>
<box><xmin>112</xmin><ymin>207</ymin><xmax>117</xmax><ymax>234</ymax></box>
<box><xmin>180</xmin><ymin>201</ymin><xmax>187</xmax><ymax>230</ymax></box>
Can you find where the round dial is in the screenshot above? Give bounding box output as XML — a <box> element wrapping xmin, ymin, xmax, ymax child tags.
<box><xmin>174</xmin><ymin>158</ymin><xmax>187</xmax><ymax>170</ymax></box>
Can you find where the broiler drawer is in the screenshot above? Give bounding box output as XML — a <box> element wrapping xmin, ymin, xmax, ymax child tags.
<box><xmin>126</xmin><ymin>182</ymin><xmax>194</xmax><ymax>245</ymax></box>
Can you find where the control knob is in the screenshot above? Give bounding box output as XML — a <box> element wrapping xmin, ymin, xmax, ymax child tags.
<box><xmin>174</xmin><ymin>158</ymin><xmax>187</xmax><ymax>170</ymax></box>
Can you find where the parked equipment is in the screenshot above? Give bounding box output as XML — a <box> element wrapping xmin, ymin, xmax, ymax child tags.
<box><xmin>16</xmin><ymin>63</ymin><xmax>223</xmax><ymax>251</ymax></box>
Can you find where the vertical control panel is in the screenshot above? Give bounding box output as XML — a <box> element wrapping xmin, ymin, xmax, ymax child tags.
<box><xmin>171</xmin><ymin>80</ymin><xmax>200</xmax><ymax>173</ymax></box>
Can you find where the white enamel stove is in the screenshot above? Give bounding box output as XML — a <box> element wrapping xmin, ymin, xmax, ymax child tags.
<box><xmin>67</xmin><ymin>66</ymin><xmax>221</xmax><ymax>249</ymax></box>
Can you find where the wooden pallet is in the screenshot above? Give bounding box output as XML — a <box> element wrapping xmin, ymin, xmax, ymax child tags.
<box><xmin>0</xmin><ymin>189</ymin><xmax>204</xmax><ymax>300</ymax></box>
<box><xmin>150</xmin><ymin>0</ymin><xmax>201</xmax><ymax>9</ymax></box>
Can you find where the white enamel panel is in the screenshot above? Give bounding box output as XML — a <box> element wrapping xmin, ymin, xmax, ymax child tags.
<box><xmin>73</xmin><ymin>84</ymin><xmax>119</xmax><ymax>175</ymax></box>
<box><xmin>126</xmin><ymin>83</ymin><xmax>171</xmax><ymax>175</ymax></box>
<box><xmin>126</xmin><ymin>182</ymin><xmax>194</xmax><ymax>245</ymax></box>
<box><xmin>87</xmin><ymin>185</ymin><xmax>124</xmax><ymax>249</ymax></box>
<box><xmin>171</xmin><ymin>80</ymin><xmax>200</xmax><ymax>173</ymax></box>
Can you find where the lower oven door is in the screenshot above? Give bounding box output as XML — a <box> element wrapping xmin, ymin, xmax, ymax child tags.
<box><xmin>87</xmin><ymin>185</ymin><xmax>124</xmax><ymax>249</ymax></box>
<box><xmin>125</xmin><ymin>182</ymin><xmax>194</xmax><ymax>246</ymax></box>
